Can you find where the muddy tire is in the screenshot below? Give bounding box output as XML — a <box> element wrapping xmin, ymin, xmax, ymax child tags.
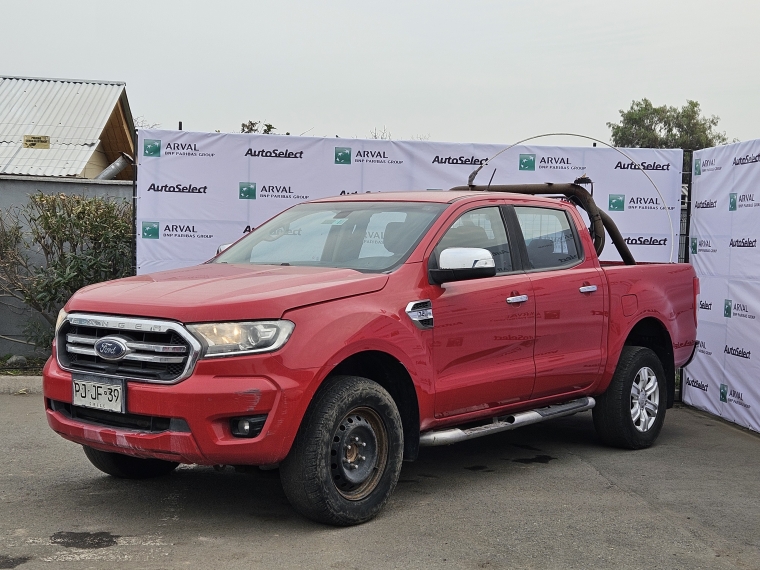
<box><xmin>593</xmin><ymin>346</ymin><xmax>667</xmax><ymax>449</ymax></box>
<box><xmin>83</xmin><ymin>446</ymin><xmax>179</xmax><ymax>479</ymax></box>
<box><xmin>280</xmin><ymin>375</ymin><xmax>404</xmax><ymax>526</ymax></box>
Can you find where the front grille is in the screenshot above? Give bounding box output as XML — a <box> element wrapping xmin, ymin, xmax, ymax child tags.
<box><xmin>57</xmin><ymin>314</ymin><xmax>200</xmax><ymax>383</ymax></box>
<box><xmin>49</xmin><ymin>400</ymin><xmax>190</xmax><ymax>433</ymax></box>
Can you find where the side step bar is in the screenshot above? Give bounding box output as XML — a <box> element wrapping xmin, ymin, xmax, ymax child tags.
<box><xmin>419</xmin><ymin>397</ymin><xmax>595</xmax><ymax>447</ymax></box>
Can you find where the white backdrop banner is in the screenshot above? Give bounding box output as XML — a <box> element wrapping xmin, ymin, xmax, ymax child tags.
<box><xmin>136</xmin><ymin>130</ymin><xmax>682</xmax><ymax>274</ymax></box>
<box><xmin>685</xmin><ymin>139</ymin><xmax>760</xmax><ymax>433</ymax></box>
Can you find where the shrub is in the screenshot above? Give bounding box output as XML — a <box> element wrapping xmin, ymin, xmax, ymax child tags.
<box><xmin>0</xmin><ymin>193</ymin><xmax>133</xmax><ymax>349</ymax></box>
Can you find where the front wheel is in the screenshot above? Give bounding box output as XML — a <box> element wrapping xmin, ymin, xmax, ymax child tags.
<box><xmin>593</xmin><ymin>346</ymin><xmax>667</xmax><ymax>449</ymax></box>
<box><xmin>83</xmin><ymin>446</ymin><xmax>179</xmax><ymax>479</ymax></box>
<box><xmin>280</xmin><ymin>375</ymin><xmax>404</xmax><ymax>525</ymax></box>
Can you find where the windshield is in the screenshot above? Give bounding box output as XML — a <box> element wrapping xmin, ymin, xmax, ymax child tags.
<box><xmin>214</xmin><ymin>201</ymin><xmax>446</xmax><ymax>272</ymax></box>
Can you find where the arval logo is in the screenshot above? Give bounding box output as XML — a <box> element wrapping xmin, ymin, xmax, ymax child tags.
<box><xmin>94</xmin><ymin>337</ymin><xmax>129</xmax><ymax>361</ymax></box>
<box><xmin>142</xmin><ymin>221</ymin><xmax>159</xmax><ymax>239</ymax></box>
<box><xmin>608</xmin><ymin>194</ymin><xmax>625</xmax><ymax>211</ymax></box>
<box><xmin>519</xmin><ymin>154</ymin><xmax>536</xmax><ymax>171</ymax></box>
<box><xmin>239</xmin><ymin>182</ymin><xmax>257</xmax><ymax>200</ymax></box>
<box><xmin>143</xmin><ymin>139</ymin><xmax>161</xmax><ymax>157</ymax></box>
<box><xmin>720</xmin><ymin>383</ymin><xmax>728</xmax><ymax>403</ymax></box>
<box><xmin>724</xmin><ymin>299</ymin><xmax>732</xmax><ymax>318</ymax></box>
<box><xmin>694</xmin><ymin>158</ymin><xmax>701</xmax><ymax>176</ymax></box>
<box><xmin>335</xmin><ymin>147</ymin><xmax>352</xmax><ymax>165</ymax></box>
<box><xmin>729</xmin><ymin>193</ymin><xmax>737</xmax><ymax>211</ymax></box>
<box><xmin>691</xmin><ymin>237</ymin><xmax>697</xmax><ymax>255</ymax></box>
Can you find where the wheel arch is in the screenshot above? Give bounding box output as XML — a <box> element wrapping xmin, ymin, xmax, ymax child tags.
<box><xmin>328</xmin><ymin>350</ymin><xmax>421</xmax><ymax>462</ymax></box>
<box><xmin>623</xmin><ymin>317</ymin><xmax>675</xmax><ymax>408</ymax></box>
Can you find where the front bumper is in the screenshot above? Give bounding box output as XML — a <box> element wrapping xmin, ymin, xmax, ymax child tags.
<box><xmin>43</xmin><ymin>354</ymin><xmax>318</xmax><ymax>466</ymax></box>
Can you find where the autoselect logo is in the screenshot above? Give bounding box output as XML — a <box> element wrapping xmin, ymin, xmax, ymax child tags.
<box><xmin>614</xmin><ymin>160</ymin><xmax>671</xmax><ymax>171</ymax></box>
<box><xmin>699</xmin><ymin>300</ymin><xmax>712</xmax><ymax>311</ymax></box>
<box><xmin>432</xmin><ymin>155</ymin><xmax>488</xmax><ymax>166</ymax></box>
<box><xmin>724</xmin><ymin>298</ymin><xmax>756</xmax><ymax>320</ymax></box>
<box><xmin>724</xmin><ymin>345</ymin><xmax>751</xmax><ymax>359</ymax></box>
<box><xmin>143</xmin><ymin>139</ymin><xmax>161</xmax><ymax>157</ymax></box>
<box><xmin>335</xmin><ymin>147</ymin><xmax>352</xmax><ymax>165</ymax></box>
<box><xmin>239</xmin><ymin>183</ymin><xmax>256</xmax><ymax>199</ymax></box>
<box><xmin>608</xmin><ymin>194</ymin><xmax>625</xmax><ymax>211</ymax></box>
<box><xmin>146</xmin><ymin>182</ymin><xmax>207</xmax><ymax>194</ymax></box>
<box><xmin>141</xmin><ymin>221</ymin><xmax>159</xmax><ymax>239</ymax></box>
<box><xmin>694</xmin><ymin>199</ymin><xmax>717</xmax><ymax>209</ymax></box>
<box><xmin>623</xmin><ymin>236</ymin><xmax>667</xmax><ymax>246</ymax></box>
<box><xmin>732</xmin><ymin>151</ymin><xmax>760</xmax><ymax>167</ymax></box>
<box><xmin>519</xmin><ymin>154</ymin><xmax>535</xmax><ymax>171</ymax></box>
<box><xmin>684</xmin><ymin>375</ymin><xmax>708</xmax><ymax>392</ymax></box>
<box><xmin>729</xmin><ymin>237</ymin><xmax>757</xmax><ymax>248</ymax></box>
<box><xmin>245</xmin><ymin>147</ymin><xmax>304</xmax><ymax>159</ymax></box>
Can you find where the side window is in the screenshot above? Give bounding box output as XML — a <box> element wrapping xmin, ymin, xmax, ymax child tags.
<box><xmin>514</xmin><ymin>206</ymin><xmax>581</xmax><ymax>270</ymax></box>
<box><xmin>433</xmin><ymin>207</ymin><xmax>512</xmax><ymax>273</ymax></box>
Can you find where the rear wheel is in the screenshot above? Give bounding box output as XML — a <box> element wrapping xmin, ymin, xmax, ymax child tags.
<box><xmin>280</xmin><ymin>375</ymin><xmax>404</xmax><ymax>525</ymax></box>
<box><xmin>83</xmin><ymin>446</ymin><xmax>179</xmax><ymax>479</ymax></box>
<box><xmin>593</xmin><ymin>346</ymin><xmax>667</xmax><ymax>449</ymax></box>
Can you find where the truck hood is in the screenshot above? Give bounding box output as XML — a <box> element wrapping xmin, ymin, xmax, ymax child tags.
<box><xmin>67</xmin><ymin>264</ymin><xmax>389</xmax><ymax>323</ymax></box>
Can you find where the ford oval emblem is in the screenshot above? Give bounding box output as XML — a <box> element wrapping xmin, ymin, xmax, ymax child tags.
<box><xmin>94</xmin><ymin>337</ymin><xmax>129</xmax><ymax>361</ymax></box>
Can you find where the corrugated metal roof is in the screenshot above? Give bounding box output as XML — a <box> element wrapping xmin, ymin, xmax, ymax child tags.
<box><xmin>0</xmin><ymin>76</ymin><xmax>125</xmax><ymax>176</ymax></box>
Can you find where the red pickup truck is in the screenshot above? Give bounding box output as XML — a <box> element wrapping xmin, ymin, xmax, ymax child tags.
<box><xmin>43</xmin><ymin>184</ymin><xmax>697</xmax><ymax>525</ymax></box>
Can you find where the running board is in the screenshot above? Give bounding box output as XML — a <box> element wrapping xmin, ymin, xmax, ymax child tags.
<box><xmin>419</xmin><ymin>397</ymin><xmax>595</xmax><ymax>447</ymax></box>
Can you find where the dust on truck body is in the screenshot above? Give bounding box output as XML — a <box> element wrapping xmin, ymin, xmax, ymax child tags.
<box><xmin>44</xmin><ymin>185</ymin><xmax>698</xmax><ymax>525</ymax></box>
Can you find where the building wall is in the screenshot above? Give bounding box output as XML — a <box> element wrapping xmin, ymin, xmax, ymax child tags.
<box><xmin>0</xmin><ymin>175</ymin><xmax>133</xmax><ymax>357</ymax></box>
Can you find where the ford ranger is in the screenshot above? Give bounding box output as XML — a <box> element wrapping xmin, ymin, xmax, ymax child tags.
<box><xmin>43</xmin><ymin>183</ymin><xmax>698</xmax><ymax>525</ymax></box>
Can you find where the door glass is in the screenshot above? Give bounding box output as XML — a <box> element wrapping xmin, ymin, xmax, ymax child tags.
<box><xmin>433</xmin><ymin>207</ymin><xmax>512</xmax><ymax>273</ymax></box>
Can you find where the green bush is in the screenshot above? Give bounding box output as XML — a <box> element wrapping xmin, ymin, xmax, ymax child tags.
<box><xmin>0</xmin><ymin>193</ymin><xmax>133</xmax><ymax>349</ymax></box>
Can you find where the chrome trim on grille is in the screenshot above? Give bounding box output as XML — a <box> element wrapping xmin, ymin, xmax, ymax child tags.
<box><xmin>57</xmin><ymin>313</ymin><xmax>202</xmax><ymax>384</ymax></box>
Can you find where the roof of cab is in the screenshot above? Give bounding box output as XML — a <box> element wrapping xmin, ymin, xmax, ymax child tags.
<box><xmin>310</xmin><ymin>190</ymin><xmax>563</xmax><ymax>205</ymax></box>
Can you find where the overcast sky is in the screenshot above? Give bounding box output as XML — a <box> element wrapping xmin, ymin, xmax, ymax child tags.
<box><xmin>3</xmin><ymin>0</ymin><xmax>757</xmax><ymax>146</ymax></box>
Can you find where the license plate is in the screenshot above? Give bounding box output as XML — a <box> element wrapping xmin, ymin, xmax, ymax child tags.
<box><xmin>72</xmin><ymin>374</ymin><xmax>125</xmax><ymax>413</ymax></box>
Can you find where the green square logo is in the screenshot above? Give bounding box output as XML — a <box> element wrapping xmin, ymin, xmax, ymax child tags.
<box><xmin>608</xmin><ymin>194</ymin><xmax>625</xmax><ymax>211</ymax></box>
<box><xmin>335</xmin><ymin>147</ymin><xmax>351</xmax><ymax>165</ymax></box>
<box><xmin>143</xmin><ymin>139</ymin><xmax>161</xmax><ymax>157</ymax></box>
<box><xmin>691</xmin><ymin>237</ymin><xmax>698</xmax><ymax>255</ymax></box>
<box><xmin>694</xmin><ymin>158</ymin><xmax>701</xmax><ymax>176</ymax></box>
<box><xmin>239</xmin><ymin>182</ymin><xmax>257</xmax><ymax>200</ymax></box>
<box><xmin>720</xmin><ymin>383</ymin><xmax>728</xmax><ymax>403</ymax></box>
<box><xmin>142</xmin><ymin>221</ymin><xmax>160</xmax><ymax>239</ymax></box>
<box><xmin>724</xmin><ymin>299</ymin><xmax>732</xmax><ymax>318</ymax></box>
<box><xmin>729</xmin><ymin>193</ymin><xmax>737</xmax><ymax>211</ymax></box>
<box><xmin>519</xmin><ymin>154</ymin><xmax>535</xmax><ymax>171</ymax></box>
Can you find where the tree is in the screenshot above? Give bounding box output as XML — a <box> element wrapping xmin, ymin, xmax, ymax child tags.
<box><xmin>607</xmin><ymin>99</ymin><xmax>729</xmax><ymax>150</ymax></box>
<box><xmin>0</xmin><ymin>194</ymin><xmax>133</xmax><ymax>348</ymax></box>
<box><xmin>241</xmin><ymin>120</ymin><xmax>289</xmax><ymax>135</ymax></box>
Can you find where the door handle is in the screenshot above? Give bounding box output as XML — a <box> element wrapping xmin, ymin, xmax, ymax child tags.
<box><xmin>579</xmin><ymin>285</ymin><xmax>598</xmax><ymax>294</ymax></box>
<box><xmin>506</xmin><ymin>295</ymin><xmax>529</xmax><ymax>304</ymax></box>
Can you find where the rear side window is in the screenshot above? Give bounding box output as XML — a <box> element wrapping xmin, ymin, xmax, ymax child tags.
<box><xmin>514</xmin><ymin>206</ymin><xmax>581</xmax><ymax>270</ymax></box>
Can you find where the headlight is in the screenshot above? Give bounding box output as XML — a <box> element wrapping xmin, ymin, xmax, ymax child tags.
<box><xmin>55</xmin><ymin>309</ymin><xmax>68</xmax><ymax>333</ymax></box>
<box><xmin>187</xmin><ymin>320</ymin><xmax>295</xmax><ymax>357</ymax></box>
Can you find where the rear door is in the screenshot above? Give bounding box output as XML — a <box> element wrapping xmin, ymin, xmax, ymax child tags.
<box><xmin>509</xmin><ymin>205</ymin><xmax>605</xmax><ymax>398</ymax></box>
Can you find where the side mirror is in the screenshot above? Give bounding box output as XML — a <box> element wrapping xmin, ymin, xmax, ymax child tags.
<box><xmin>216</xmin><ymin>243</ymin><xmax>232</xmax><ymax>255</ymax></box>
<box><xmin>429</xmin><ymin>247</ymin><xmax>496</xmax><ymax>284</ymax></box>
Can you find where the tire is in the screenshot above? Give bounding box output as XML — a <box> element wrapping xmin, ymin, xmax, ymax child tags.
<box><xmin>593</xmin><ymin>346</ymin><xmax>667</xmax><ymax>449</ymax></box>
<box><xmin>83</xmin><ymin>446</ymin><xmax>179</xmax><ymax>479</ymax></box>
<box><xmin>280</xmin><ymin>375</ymin><xmax>404</xmax><ymax>526</ymax></box>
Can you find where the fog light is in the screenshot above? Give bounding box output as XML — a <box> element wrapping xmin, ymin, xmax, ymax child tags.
<box><xmin>230</xmin><ymin>415</ymin><xmax>267</xmax><ymax>438</ymax></box>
